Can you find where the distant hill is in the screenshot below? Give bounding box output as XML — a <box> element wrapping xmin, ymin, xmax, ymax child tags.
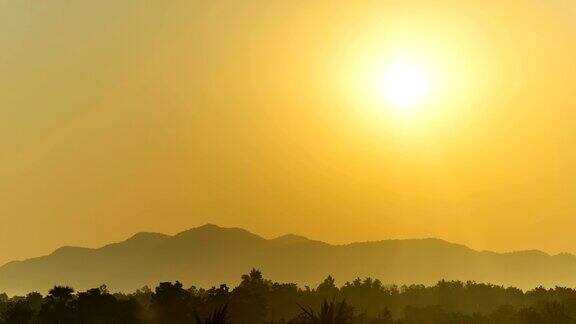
<box><xmin>1</xmin><ymin>224</ymin><xmax>576</xmax><ymax>295</ymax></box>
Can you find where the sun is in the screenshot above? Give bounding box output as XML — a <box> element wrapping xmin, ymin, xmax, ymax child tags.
<box><xmin>376</xmin><ymin>59</ymin><xmax>431</xmax><ymax>113</ymax></box>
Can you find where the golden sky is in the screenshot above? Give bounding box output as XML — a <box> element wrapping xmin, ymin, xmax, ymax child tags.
<box><xmin>1</xmin><ymin>0</ymin><xmax>576</xmax><ymax>265</ymax></box>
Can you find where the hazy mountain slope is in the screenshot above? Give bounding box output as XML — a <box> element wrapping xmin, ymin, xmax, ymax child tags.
<box><xmin>1</xmin><ymin>224</ymin><xmax>576</xmax><ymax>296</ymax></box>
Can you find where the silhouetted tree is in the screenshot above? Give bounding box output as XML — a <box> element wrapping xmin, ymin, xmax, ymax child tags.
<box><xmin>317</xmin><ymin>276</ymin><xmax>338</xmax><ymax>297</ymax></box>
<box><xmin>39</xmin><ymin>286</ymin><xmax>75</xmax><ymax>324</ymax></box>
<box><xmin>195</xmin><ymin>304</ymin><xmax>229</xmax><ymax>324</ymax></box>
<box><xmin>230</xmin><ymin>269</ymin><xmax>270</xmax><ymax>323</ymax></box>
<box><xmin>298</xmin><ymin>299</ymin><xmax>354</xmax><ymax>324</ymax></box>
<box><xmin>151</xmin><ymin>281</ymin><xmax>194</xmax><ymax>323</ymax></box>
<box><xmin>76</xmin><ymin>285</ymin><xmax>139</xmax><ymax>323</ymax></box>
<box><xmin>25</xmin><ymin>292</ymin><xmax>43</xmax><ymax>314</ymax></box>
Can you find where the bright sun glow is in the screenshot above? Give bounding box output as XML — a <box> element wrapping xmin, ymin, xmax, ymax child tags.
<box><xmin>338</xmin><ymin>27</ymin><xmax>480</xmax><ymax>133</ymax></box>
<box><xmin>377</xmin><ymin>60</ymin><xmax>431</xmax><ymax>112</ymax></box>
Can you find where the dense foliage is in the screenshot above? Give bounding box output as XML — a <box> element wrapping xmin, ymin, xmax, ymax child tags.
<box><xmin>2</xmin><ymin>269</ymin><xmax>576</xmax><ymax>323</ymax></box>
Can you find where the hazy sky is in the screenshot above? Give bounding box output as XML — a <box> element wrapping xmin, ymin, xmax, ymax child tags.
<box><xmin>1</xmin><ymin>0</ymin><xmax>576</xmax><ymax>265</ymax></box>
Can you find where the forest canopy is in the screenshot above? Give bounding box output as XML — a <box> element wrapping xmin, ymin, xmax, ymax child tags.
<box><xmin>1</xmin><ymin>269</ymin><xmax>576</xmax><ymax>323</ymax></box>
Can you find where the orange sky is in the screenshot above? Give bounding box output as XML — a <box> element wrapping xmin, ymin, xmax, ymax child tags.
<box><xmin>1</xmin><ymin>0</ymin><xmax>576</xmax><ymax>265</ymax></box>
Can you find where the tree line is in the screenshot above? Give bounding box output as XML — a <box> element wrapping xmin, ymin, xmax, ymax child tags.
<box><xmin>1</xmin><ymin>268</ymin><xmax>576</xmax><ymax>323</ymax></box>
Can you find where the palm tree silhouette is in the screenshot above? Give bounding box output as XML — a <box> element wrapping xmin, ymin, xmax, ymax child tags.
<box><xmin>298</xmin><ymin>298</ymin><xmax>354</xmax><ymax>324</ymax></box>
<box><xmin>195</xmin><ymin>304</ymin><xmax>229</xmax><ymax>324</ymax></box>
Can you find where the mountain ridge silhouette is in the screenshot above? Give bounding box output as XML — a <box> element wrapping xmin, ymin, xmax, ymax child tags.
<box><xmin>1</xmin><ymin>224</ymin><xmax>575</xmax><ymax>296</ymax></box>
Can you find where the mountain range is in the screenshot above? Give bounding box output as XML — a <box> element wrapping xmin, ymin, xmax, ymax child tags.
<box><xmin>1</xmin><ymin>224</ymin><xmax>576</xmax><ymax>296</ymax></box>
